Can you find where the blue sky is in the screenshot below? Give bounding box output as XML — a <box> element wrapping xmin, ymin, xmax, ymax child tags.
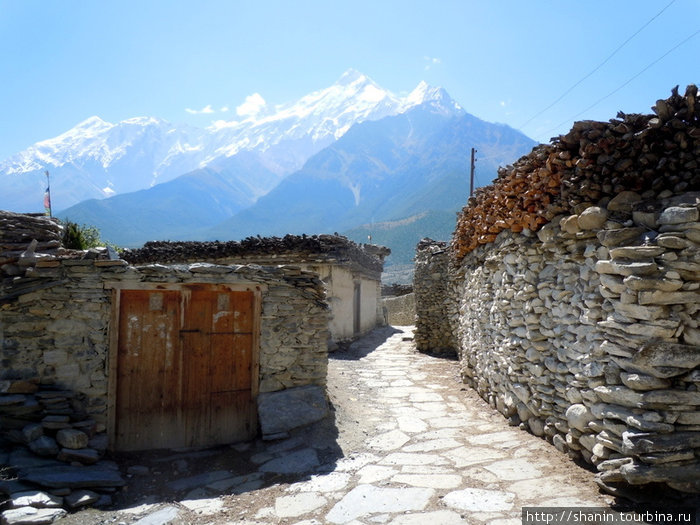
<box><xmin>1</xmin><ymin>0</ymin><xmax>698</xmax><ymax>160</ymax></box>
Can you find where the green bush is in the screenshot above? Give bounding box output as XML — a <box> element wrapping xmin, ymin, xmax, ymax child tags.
<box><xmin>61</xmin><ymin>221</ymin><xmax>110</xmax><ymax>250</ymax></box>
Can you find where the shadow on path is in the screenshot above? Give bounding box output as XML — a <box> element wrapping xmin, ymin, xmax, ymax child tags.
<box><xmin>330</xmin><ymin>325</ymin><xmax>401</xmax><ymax>361</ymax></box>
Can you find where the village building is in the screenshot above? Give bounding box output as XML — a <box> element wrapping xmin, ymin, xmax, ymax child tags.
<box><xmin>121</xmin><ymin>236</ymin><xmax>391</xmax><ymax>344</ymax></box>
<box><xmin>0</xmin><ymin>213</ymin><xmax>390</xmax><ymax>457</ymax></box>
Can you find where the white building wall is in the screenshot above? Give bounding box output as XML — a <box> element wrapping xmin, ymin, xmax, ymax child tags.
<box><xmin>302</xmin><ymin>264</ymin><xmax>383</xmax><ymax>342</ymax></box>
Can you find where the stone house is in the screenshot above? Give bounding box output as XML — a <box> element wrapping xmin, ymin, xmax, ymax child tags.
<box><xmin>121</xmin><ymin>235</ymin><xmax>391</xmax><ymax>344</ymax></box>
<box><xmin>0</xmin><ymin>212</ymin><xmax>332</xmax><ymax>452</ymax></box>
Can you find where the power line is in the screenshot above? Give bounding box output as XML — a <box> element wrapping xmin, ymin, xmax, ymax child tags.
<box><xmin>544</xmin><ymin>27</ymin><xmax>700</xmax><ymax>136</ymax></box>
<box><xmin>518</xmin><ymin>0</ymin><xmax>677</xmax><ymax>130</ymax></box>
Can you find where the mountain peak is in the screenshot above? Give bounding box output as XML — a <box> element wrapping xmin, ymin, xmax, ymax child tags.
<box><xmin>69</xmin><ymin>116</ymin><xmax>113</xmax><ymax>134</ymax></box>
<box><xmin>336</xmin><ymin>69</ymin><xmax>369</xmax><ymax>86</ymax></box>
<box><xmin>121</xmin><ymin>116</ymin><xmax>168</xmax><ymax>127</ymax></box>
<box><xmin>403</xmin><ymin>82</ymin><xmax>463</xmax><ymax>116</ymax></box>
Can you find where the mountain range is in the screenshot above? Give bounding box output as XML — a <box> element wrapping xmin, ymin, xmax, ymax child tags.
<box><xmin>1</xmin><ymin>70</ymin><xmax>537</xmax><ymax>282</ymax></box>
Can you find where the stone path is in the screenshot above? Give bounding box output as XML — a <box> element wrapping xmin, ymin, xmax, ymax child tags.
<box><xmin>52</xmin><ymin>326</ymin><xmax>614</xmax><ymax>525</ymax></box>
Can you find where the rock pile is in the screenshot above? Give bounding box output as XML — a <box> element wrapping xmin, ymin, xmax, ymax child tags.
<box><xmin>453</xmin><ymin>85</ymin><xmax>700</xmax><ymax>259</ymax></box>
<box><xmin>413</xmin><ymin>239</ymin><xmax>456</xmax><ymax>355</ymax></box>
<box><xmin>0</xmin><ymin>384</ymin><xmax>123</xmax><ymax>523</ymax></box>
<box><xmin>0</xmin><ymin>212</ymin><xmax>63</xmax><ymax>278</ymax></box>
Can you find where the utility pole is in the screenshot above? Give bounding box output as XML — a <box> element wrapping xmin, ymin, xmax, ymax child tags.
<box><xmin>469</xmin><ymin>148</ymin><xmax>477</xmax><ymax>196</ymax></box>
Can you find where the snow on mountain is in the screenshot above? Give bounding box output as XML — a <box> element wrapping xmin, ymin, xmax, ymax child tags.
<box><xmin>1</xmin><ymin>70</ymin><xmax>464</xmax><ymax>212</ymax></box>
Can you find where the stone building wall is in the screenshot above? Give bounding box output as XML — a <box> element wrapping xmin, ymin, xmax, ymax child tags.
<box><xmin>413</xmin><ymin>239</ymin><xmax>456</xmax><ymax>355</ymax></box>
<box><xmin>1</xmin><ymin>257</ymin><xmax>329</xmax><ymax>427</ymax></box>
<box><xmin>122</xmin><ymin>236</ymin><xmax>389</xmax><ymax>342</ymax></box>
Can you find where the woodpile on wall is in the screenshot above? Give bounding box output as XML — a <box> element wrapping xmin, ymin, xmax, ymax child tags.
<box><xmin>415</xmin><ymin>86</ymin><xmax>700</xmax><ymax>494</ymax></box>
<box><xmin>453</xmin><ymin>85</ymin><xmax>700</xmax><ymax>259</ymax></box>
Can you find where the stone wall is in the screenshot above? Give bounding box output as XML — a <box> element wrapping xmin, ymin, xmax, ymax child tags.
<box><xmin>1</xmin><ymin>257</ymin><xmax>329</xmax><ymax>429</ymax></box>
<box><xmin>451</xmin><ymin>195</ymin><xmax>699</xmax><ymax>493</ymax></box>
<box><xmin>0</xmin><ymin>211</ymin><xmax>63</xmax><ymax>277</ymax></box>
<box><xmin>416</xmin><ymin>86</ymin><xmax>700</xmax><ymax>493</ymax></box>
<box><xmin>413</xmin><ymin>239</ymin><xmax>456</xmax><ymax>355</ymax></box>
<box><xmin>382</xmin><ymin>293</ymin><xmax>415</xmax><ymax>326</ymax></box>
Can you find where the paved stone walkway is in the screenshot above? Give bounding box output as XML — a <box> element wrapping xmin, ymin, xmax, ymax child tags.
<box><xmin>54</xmin><ymin>326</ymin><xmax>614</xmax><ymax>525</ymax></box>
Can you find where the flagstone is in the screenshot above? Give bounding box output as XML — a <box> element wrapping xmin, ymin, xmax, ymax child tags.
<box><xmin>396</xmin><ymin>415</ymin><xmax>428</xmax><ymax>433</ymax></box>
<box><xmin>402</xmin><ymin>438</ymin><xmax>462</xmax><ymax>452</ymax></box>
<box><xmin>326</xmin><ymin>485</ymin><xmax>434</xmax><ymax>524</ymax></box>
<box><xmin>483</xmin><ymin>458</ymin><xmax>542</xmax><ymax>481</ymax></box>
<box><xmin>380</xmin><ymin>452</ymin><xmax>447</xmax><ymax>466</ymax></box>
<box><xmin>367</xmin><ymin>430</ymin><xmax>411</xmax><ymax>451</ymax></box>
<box><xmin>443</xmin><ymin>487</ymin><xmax>515</xmax><ymax>512</ymax></box>
<box><xmin>441</xmin><ymin>446</ymin><xmax>507</xmax><ymax>468</ymax></box>
<box><xmin>390</xmin><ymin>473</ymin><xmax>463</xmax><ymax>489</ymax></box>
<box><xmin>275</xmin><ymin>492</ymin><xmax>327</xmax><ymax>518</ymax></box>
<box><xmin>388</xmin><ymin>510</ymin><xmax>468</xmax><ymax>525</ymax></box>
<box><xmin>356</xmin><ymin>465</ymin><xmax>398</xmax><ymax>484</ymax></box>
<box><xmin>507</xmin><ymin>478</ymin><xmax>579</xmax><ymax>500</ymax></box>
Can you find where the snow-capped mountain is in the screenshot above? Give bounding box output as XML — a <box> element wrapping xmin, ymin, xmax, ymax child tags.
<box><xmin>1</xmin><ymin>70</ymin><xmax>462</xmax><ymax>213</ymax></box>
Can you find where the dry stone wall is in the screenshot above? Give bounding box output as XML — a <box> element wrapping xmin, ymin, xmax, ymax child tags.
<box><xmin>413</xmin><ymin>239</ymin><xmax>456</xmax><ymax>355</ymax></box>
<box><xmin>382</xmin><ymin>293</ymin><xmax>415</xmax><ymax>326</ymax></box>
<box><xmin>451</xmin><ymin>195</ymin><xmax>699</xmax><ymax>494</ymax></box>
<box><xmin>416</xmin><ymin>86</ymin><xmax>700</xmax><ymax>493</ymax></box>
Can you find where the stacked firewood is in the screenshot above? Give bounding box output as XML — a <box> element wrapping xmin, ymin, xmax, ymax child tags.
<box><xmin>453</xmin><ymin>85</ymin><xmax>700</xmax><ymax>260</ymax></box>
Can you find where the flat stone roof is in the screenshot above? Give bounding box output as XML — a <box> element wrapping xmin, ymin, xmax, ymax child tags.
<box><xmin>122</xmin><ymin>235</ymin><xmax>390</xmax><ymax>278</ymax></box>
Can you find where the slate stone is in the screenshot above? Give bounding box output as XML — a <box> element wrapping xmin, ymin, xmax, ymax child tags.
<box><xmin>130</xmin><ymin>505</ymin><xmax>181</xmax><ymax>525</ymax></box>
<box><xmin>8</xmin><ymin>491</ymin><xmax>62</xmax><ymax>509</ymax></box>
<box><xmin>639</xmin><ymin>341</ymin><xmax>700</xmax><ymax>369</ymax></box>
<box><xmin>274</xmin><ymin>492</ymin><xmax>327</xmax><ymax>518</ymax></box>
<box><xmin>607</xmin><ymin>191</ymin><xmax>641</xmax><ymax>213</ymax></box>
<box><xmin>257</xmin><ymin>385</ymin><xmax>329</xmax><ymax>437</ymax></box>
<box><xmin>622</xmin><ymin>431</ymin><xmax>700</xmax><ymax>454</ymax></box>
<box><xmin>620</xmin><ymin>460</ymin><xmax>700</xmax><ymax>484</ymax></box>
<box><xmin>0</xmin><ymin>506</ymin><xmax>67</xmax><ymax>525</ymax></box>
<box><xmin>27</xmin><ymin>436</ymin><xmax>59</xmax><ymax>457</ymax></box>
<box><xmin>609</xmin><ymin>246</ymin><xmax>665</xmax><ymax>260</ymax></box>
<box><xmin>597</xmin><ymin>227</ymin><xmax>645</xmax><ymax>247</ymax></box>
<box><xmin>578</xmin><ymin>207</ymin><xmax>608</xmax><ymax>230</ymax></box>
<box><xmin>57</xmin><ymin>447</ymin><xmax>100</xmax><ymax>464</ymax></box>
<box><xmin>20</xmin><ymin>424</ymin><xmax>43</xmax><ymax>444</ymax></box>
<box><xmin>442</xmin><ymin>487</ymin><xmax>515</xmax><ymax>512</ymax></box>
<box><xmin>565</xmin><ymin>404</ymin><xmax>594</xmax><ymax>431</ymax></box>
<box><xmin>7</xmin><ymin>450</ymin><xmax>61</xmax><ymax>471</ymax></box>
<box><xmin>259</xmin><ymin>448</ymin><xmax>320</xmax><ymax>474</ymax></box>
<box><xmin>64</xmin><ymin>489</ymin><xmax>99</xmax><ymax>509</ymax></box>
<box><xmin>165</xmin><ymin>470</ymin><xmax>232</xmax><ymax>492</ymax></box>
<box><xmin>56</xmin><ymin>429</ymin><xmax>89</xmax><ymax>449</ymax></box>
<box><xmin>658</xmin><ymin>206</ymin><xmax>699</xmax><ymax>225</ymax></box>
<box><xmin>620</xmin><ymin>372</ymin><xmax>671</xmax><ymax>391</ymax></box>
<box><xmin>18</xmin><ymin>464</ymin><xmax>126</xmax><ymax>489</ymax></box>
<box><xmin>325</xmin><ymin>484</ymin><xmax>433</xmax><ymax>524</ymax></box>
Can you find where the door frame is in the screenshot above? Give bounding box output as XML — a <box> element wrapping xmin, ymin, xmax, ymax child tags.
<box><xmin>105</xmin><ymin>281</ymin><xmax>264</xmax><ymax>451</ymax></box>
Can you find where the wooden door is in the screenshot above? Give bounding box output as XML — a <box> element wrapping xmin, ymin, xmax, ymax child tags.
<box><xmin>115</xmin><ymin>285</ymin><xmax>257</xmax><ymax>451</ymax></box>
